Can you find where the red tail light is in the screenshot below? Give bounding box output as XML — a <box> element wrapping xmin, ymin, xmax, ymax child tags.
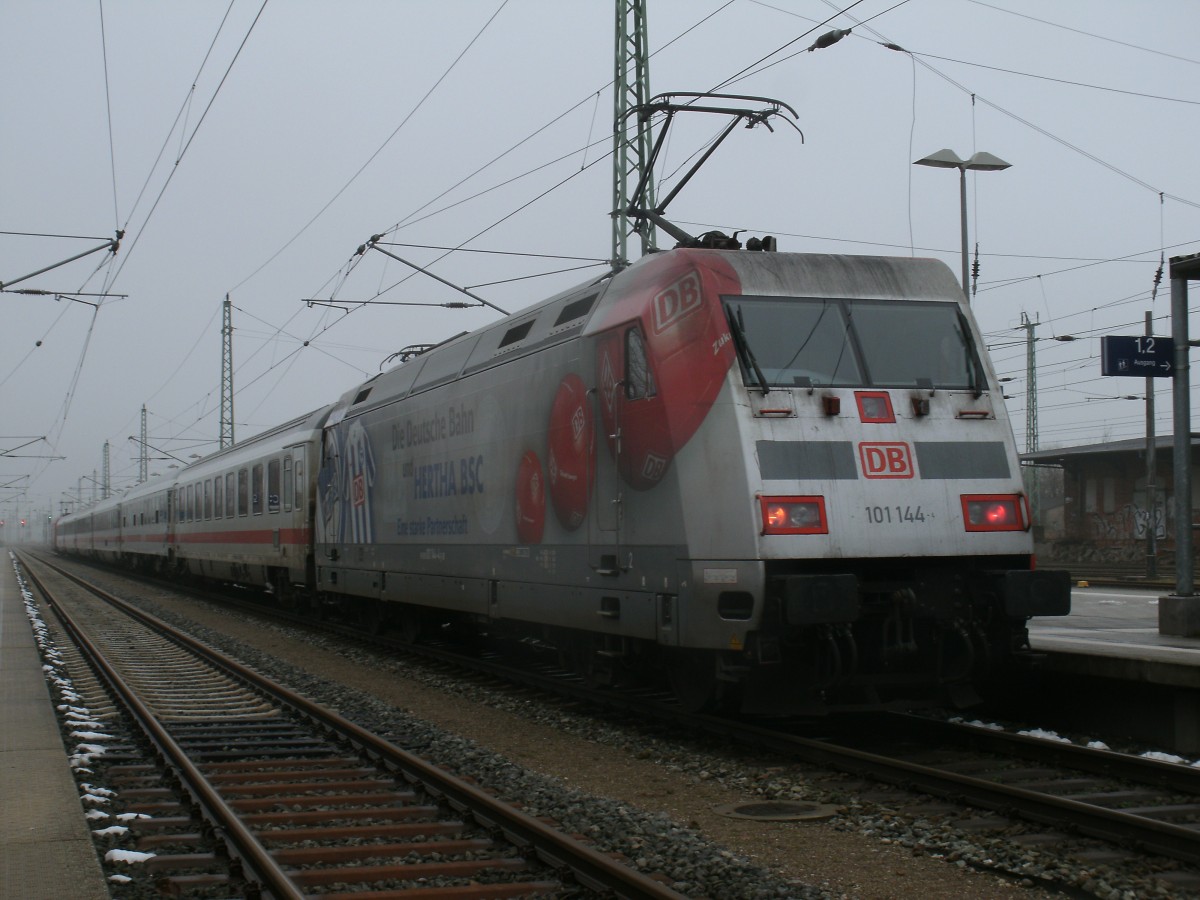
<box><xmin>961</xmin><ymin>494</ymin><xmax>1029</xmax><ymax>532</ymax></box>
<box><xmin>761</xmin><ymin>496</ymin><xmax>827</xmax><ymax>535</ymax></box>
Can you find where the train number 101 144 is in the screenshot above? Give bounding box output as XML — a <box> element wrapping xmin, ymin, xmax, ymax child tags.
<box><xmin>865</xmin><ymin>505</ymin><xmax>926</xmax><ymax>524</ymax></box>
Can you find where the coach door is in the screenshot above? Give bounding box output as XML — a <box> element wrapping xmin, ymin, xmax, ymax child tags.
<box><xmin>164</xmin><ymin>489</ymin><xmax>174</xmax><ymax>550</ymax></box>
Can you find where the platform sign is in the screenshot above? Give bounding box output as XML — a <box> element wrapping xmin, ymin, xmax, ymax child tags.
<box><xmin>1100</xmin><ymin>335</ymin><xmax>1175</xmax><ymax>377</ymax></box>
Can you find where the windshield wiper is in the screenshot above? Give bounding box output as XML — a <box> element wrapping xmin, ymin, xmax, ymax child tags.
<box><xmin>727</xmin><ymin>304</ymin><xmax>770</xmax><ymax>395</ymax></box>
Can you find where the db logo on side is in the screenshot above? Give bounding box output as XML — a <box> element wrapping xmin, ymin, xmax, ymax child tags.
<box><xmin>652</xmin><ymin>270</ymin><xmax>702</xmax><ymax>334</ymax></box>
<box><xmin>858</xmin><ymin>442</ymin><xmax>914</xmax><ymax>479</ymax></box>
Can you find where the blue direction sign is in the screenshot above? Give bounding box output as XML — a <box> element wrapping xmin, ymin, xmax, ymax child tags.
<box><xmin>1101</xmin><ymin>335</ymin><xmax>1175</xmax><ymax>377</ymax></box>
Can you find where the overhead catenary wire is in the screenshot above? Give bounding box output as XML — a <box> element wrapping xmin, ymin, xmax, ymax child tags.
<box><xmin>964</xmin><ymin>0</ymin><xmax>1200</xmax><ymax>68</ymax></box>
<box><xmin>97</xmin><ymin>0</ymin><xmax>121</xmax><ymax>229</ymax></box>
<box><xmin>221</xmin><ymin>2</ymin><xmax>767</xmax><ymax>397</ymax></box>
<box><xmin>117</xmin><ymin>0</ymin><xmax>239</xmax><ymax>243</ymax></box>
<box><xmin>977</xmin><ymin>237</ymin><xmax>1200</xmax><ymax>294</ymax></box>
<box><xmin>673</xmin><ymin>219</ymin><xmax>1190</xmax><ymax>272</ymax></box>
<box><xmin>866</xmin><ymin>41</ymin><xmax>1200</xmax><ymax>211</ymax></box>
<box><xmin>893</xmin><ymin>47</ymin><xmax>1200</xmax><ymax>107</ymax></box>
<box><xmin>0</xmin><ymin>230</ymin><xmax>113</xmax><ymax>241</ymax></box>
<box><xmin>228</xmin><ymin>0</ymin><xmax>512</xmax><ymax>295</ymax></box>
<box><xmin>104</xmin><ymin>0</ymin><xmax>271</xmax><ymax>293</ymax></box>
<box><xmin>706</xmin><ymin>0</ymin><xmax>875</xmax><ymax>93</ymax></box>
<box><xmin>285</xmin><ymin>125</ymin><xmax>620</xmax><ymax>351</ymax></box>
<box><xmin>741</xmin><ymin>0</ymin><xmax>1200</xmax><ymax>216</ymax></box>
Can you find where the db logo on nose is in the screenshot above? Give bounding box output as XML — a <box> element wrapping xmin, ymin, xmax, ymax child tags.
<box><xmin>858</xmin><ymin>442</ymin><xmax>914</xmax><ymax>479</ymax></box>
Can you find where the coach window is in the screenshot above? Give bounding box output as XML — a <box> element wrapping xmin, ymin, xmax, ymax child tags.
<box><xmin>252</xmin><ymin>463</ymin><xmax>264</xmax><ymax>515</ymax></box>
<box><xmin>226</xmin><ymin>472</ymin><xmax>236</xmax><ymax>517</ymax></box>
<box><xmin>625</xmin><ymin>327</ymin><xmax>657</xmax><ymax>400</ymax></box>
<box><xmin>238</xmin><ymin>468</ymin><xmax>249</xmax><ymax>516</ymax></box>
<box><xmin>204</xmin><ymin>480</ymin><xmax>213</xmax><ymax>519</ymax></box>
<box><xmin>214</xmin><ymin>476</ymin><xmax>223</xmax><ymax>520</ymax></box>
<box><xmin>295</xmin><ymin>460</ymin><xmax>304</xmax><ymax>508</ymax></box>
<box><xmin>283</xmin><ymin>456</ymin><xmax>293</xmax><ymax>512</ymax></box>
<box><xmin>267</xmin><ymin>459</ymin><xmax>280</xmax><ymax>513</ymax></box>
<box><xmin>186</xmin><ymin>484</ymin><xmax>194</xmax><ymax>522</ymax></box>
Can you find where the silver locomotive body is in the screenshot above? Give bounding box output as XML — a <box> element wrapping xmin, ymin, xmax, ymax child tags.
<box><xmin>311</xmin><ymin>248</ymin><xmax>1069</xmax><ymax>711</ymax></box>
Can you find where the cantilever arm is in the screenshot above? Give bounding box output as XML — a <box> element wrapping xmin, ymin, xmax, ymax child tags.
<box><xmin>361</xmin><ymin>238</ymin><xmax>510</xmax><ymax>317</ymax></box>
<box><xmin>1</xmin><ymin>231</ymin><xmax>123</xmax><ymax>291</ymax></box>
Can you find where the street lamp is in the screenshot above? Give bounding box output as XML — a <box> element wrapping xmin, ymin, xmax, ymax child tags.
<box><xmin>913</xmin><ymin>149</ymin><xmax>1011</xmax><ymax>303</ymax></box>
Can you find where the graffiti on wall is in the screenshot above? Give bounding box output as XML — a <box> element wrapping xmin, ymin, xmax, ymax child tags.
<box><xmin>1088</xmin><ymin>502</ymin><xmax>1167</xmax><ymax>542</ymax></box>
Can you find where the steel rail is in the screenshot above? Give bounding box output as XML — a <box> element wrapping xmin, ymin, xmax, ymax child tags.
<box><xmin>20</xmin><ymin>556</ymin><xmax>302</xmax><ymax>899</ymax></box>
<box><xmin>884</xmin><ymin>711</ymin><xmax>1200</xmax><ymax>795</ymax></box>
<box><xmin>22</xmin><ymin>552</ymin><xmax>685</xmax><ymax>900</ymax></box>
<box><xmin>734</xmin><ymin>721</ymin><xmax>1200</xmax><ymax>866</ymax></box>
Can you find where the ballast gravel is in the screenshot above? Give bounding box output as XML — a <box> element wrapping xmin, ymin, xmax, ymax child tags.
<box><xmin>80</xmin><ymin>576</ymin><xmax>1196</xmax><ymax>899</ymax></box>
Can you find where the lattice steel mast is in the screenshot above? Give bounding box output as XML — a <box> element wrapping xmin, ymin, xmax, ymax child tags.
<box><xmin>1021</xmin><ymin>312</ymin><xmax>1038</xmax><ymax>454</ymax></box>
<box><xmin>612</xmin><ymin>0</ymin><xmax>657</xmax><ymax>270</ymax></box>
<box><xmin>138</xmin><ymin>404</ymin><xmax>148</xmax><ymax>484</ymax></box>
<box><xmin>1021</xmin><ymin>312</ymin><xmax>1040</xmax><ymax>513</ymax></box>
<box><xmin>220</xmin><ymin>294</ymin><xmax>235</xmax><ymax>449</ymax></box>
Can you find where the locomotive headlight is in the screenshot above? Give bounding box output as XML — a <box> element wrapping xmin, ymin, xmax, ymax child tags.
<box><xmin>961</xmin><ymin>494</ymin><xmax>1029</xmax><ymax>532</ymax></box>
<box><xmin>760</xmin><ymin>496</ymin><xmax>827</xmax><ymax>535</ymax></box>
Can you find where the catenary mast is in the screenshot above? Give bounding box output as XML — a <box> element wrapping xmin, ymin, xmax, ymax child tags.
<box><xmin>220</xmin><ymin>294</ymin><xmax>235</xmax><ymax>449</ymax></box>
<box><xmin>612</xmin><ymin>0</ymin><xmax>656</xmax><ymax>271</ymax></box>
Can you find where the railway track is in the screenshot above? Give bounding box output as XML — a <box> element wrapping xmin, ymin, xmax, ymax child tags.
<box><xmin>765</xmin><ymin>713</ymin><xmax>1200</xmax><ymax>866</ymax></box>
<box><xmin>16</xmin><ymin>551</ymin><xmax>683</xmax><ymax>899</ymax></box>
<box><xmin>30</xmin><ymin>552</ymin><xmax>1200</xmax><ymax>893</ymax></box>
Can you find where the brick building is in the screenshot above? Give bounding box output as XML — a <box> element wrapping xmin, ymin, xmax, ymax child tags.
<box><xmin>1021</xmin><ymin>434</ymin><xmax>1200</xmax><ymax>567</ymax></box>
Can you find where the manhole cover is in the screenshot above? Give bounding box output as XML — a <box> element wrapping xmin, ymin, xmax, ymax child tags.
<box><xmin>713</xmin><ymin>801</ymin><xmax>839</xmax><ymax>822</ymax></box>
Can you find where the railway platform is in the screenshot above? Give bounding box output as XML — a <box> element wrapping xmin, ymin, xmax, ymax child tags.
<box><xmin>0</xmin><ymin>550</ymin><xmax>110</xmax><ymax>899</ymax></box>
<box><xmin>1030</xmin><ymin>584</ymin><xmax>1200</xmax><ymax>684</ymax></box>
<box><xmin>1023</xmin><ymin>583</ymin><xmax>1200</xmax><ymax>753</ymax></box>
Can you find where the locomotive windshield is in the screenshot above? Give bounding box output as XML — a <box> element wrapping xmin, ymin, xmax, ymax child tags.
<box><xmin>725</xmin><ymin>296</ymin><xmax>983</xmax><ymax>390</ymax></box>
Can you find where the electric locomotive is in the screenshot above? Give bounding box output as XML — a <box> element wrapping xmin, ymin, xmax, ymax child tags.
<box><xmin>310</xmin><ymin>246</ymin><xmax>1070</xmax><ymax>713</ymax></box>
